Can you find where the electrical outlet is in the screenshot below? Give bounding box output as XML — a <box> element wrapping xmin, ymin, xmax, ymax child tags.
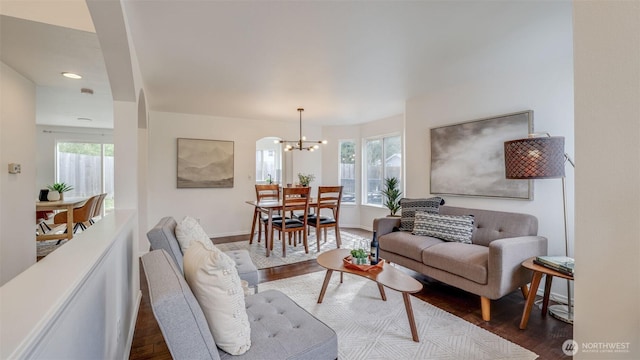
<box><xmin>8</xmin><ymin>163</ymin><xmax>20</xmax><ymax>174</ymax></box>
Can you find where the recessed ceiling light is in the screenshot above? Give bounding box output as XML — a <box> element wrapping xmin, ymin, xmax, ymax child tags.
<box><xmin>61</xmin><ymin>72</ymin><xmax>82</xmax><ymax>79</ymax></box>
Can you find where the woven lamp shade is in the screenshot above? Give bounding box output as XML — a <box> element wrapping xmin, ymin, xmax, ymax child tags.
<box><xmin>504</xmin><ymin>136</ymin><xmax>565</xmax><ymax>179</ymax></box>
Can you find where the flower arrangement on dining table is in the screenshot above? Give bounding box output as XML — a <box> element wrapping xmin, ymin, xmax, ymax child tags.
<box><xmin>297</xmin><ymin>173</ymin><xmax>315</xmax><ymax>187</ymax></box>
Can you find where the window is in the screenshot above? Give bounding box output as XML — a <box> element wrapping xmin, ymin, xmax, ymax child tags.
<box><xmin>56</xmin><ymin>142</ymin><xmax>115</xmax><ymax>213</ymax></box>
<box><xmin>339</xmin><ymin>140</ymin><xmax>356</xmax><ymax>203</ymax></box>
<box><xmin>363</xmin><ymin>135</ymin><xmax>402</xmax><ymax>206</ymax></box>
<box><xmin>255</xmin><ymin>137</ymin><xmax>282</xmax><ymax>184</ymax></box>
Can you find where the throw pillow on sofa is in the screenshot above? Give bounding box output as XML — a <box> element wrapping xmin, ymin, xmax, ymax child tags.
<box><xmin>183</xmin><ymin>239</ymin><xmax>251</xmax><ymax>355</ymax></box>
<box><xmin>399</xmin><ymin>197</ymin><xmax>445</xmax><ymax>231</ymax></box>
<box><xmin>176</xmin><ymin>216</ymin><xmax>212</xmax><ymax>252</ymax></box>
<box><xmin>412</xmin><ymin>211</ymin><xmax>474</xmax><ymax>244</ymax></box>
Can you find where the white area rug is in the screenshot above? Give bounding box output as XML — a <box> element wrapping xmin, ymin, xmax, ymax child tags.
<box><xmin>216</xmin><ymin>229</ymin><xmax>367</xmax><ymax>269</ymax></box>
<box><xmin>36</xmin><ymin>239</ymin><xmax>68</xmax><ymax>258</ymax></box>
<box><xmin>260</xmin><ymin>271</ymin><xmax>538</xmax><ymax>360</ymax></box>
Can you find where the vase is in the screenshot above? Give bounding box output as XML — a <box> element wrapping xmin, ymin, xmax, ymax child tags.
<box><xmin>47</xmin><ymin>191</ymin><xmax>61</xmax><ymax>201</ymax></box>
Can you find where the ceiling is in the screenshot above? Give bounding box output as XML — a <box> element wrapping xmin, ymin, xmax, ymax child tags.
<box><xmin>0</xmin><ymin>1</ymin><xmax>571</xmax><ymax>128</ymax></box>
<box><xmin>0</xmin><ymin>14</ymin><xmax>113</xmax><ymax>128</ymax></box>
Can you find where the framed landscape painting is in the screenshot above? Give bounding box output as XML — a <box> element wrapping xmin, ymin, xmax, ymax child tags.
<box><xmin>430</xmin><ymin>111</ymin><xmax>533</xmax><ymax>199</ymax></box>
<box><xmin>177</xmin><ymin>138</ymin><xmax>234</xmax><ymax>188</ymax></box>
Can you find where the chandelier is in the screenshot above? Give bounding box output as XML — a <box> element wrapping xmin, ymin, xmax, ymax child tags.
<box><xmin>277</xmin><ymin>108</ymin><xmax>327</xmax><ymax>151</ymax></box>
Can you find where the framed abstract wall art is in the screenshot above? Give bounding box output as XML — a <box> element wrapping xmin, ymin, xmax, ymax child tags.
<box><xmin>430</xmin><ymin>111</ymin><xmax>533</xmax><ymax>199</ymax></box>
<box><xmin>177</xmin><ymin>138</ymin><xmax>234</xmax><ymax>188</ymax></box>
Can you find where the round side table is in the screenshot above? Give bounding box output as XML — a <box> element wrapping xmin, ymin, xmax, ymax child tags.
<box><xmin>519</xmin><ymin>257</ymin><xmax>574</xmax><ymax>329</ymax></box>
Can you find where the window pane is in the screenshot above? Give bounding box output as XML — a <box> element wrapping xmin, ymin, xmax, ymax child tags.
<box><xmin>57</xmin><ymin>142</ymin><xmax>102</xmax><ymax>197</ymax></box>
<box><xmin>56</xmin><ymin>142</ymin><xmax>115</xmax><ymax>213</ymax></box>
<box><xmin>365</xmin><ymin>139</ymin><xmax>383</xmax><ymax>205</ymax></box>
<box><xmin>339</xmin><ymin>140</ymin><xmax>356</xmax><ymax>203</ymax></box>
<box><xmin>384</xmin><ymin>135</ymin><xmax>402</xmax><ymax>186</ymax></box>
<box><xmin>103</xmin><ymin>144</ymin><xmax>115</xmax><ymax>212</ymax></box>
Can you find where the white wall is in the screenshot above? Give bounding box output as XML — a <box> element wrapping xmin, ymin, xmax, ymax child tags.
<box><xmin>146</xmin><ymin>111</ymin><xmax>323</xmax><ymax>237</ymax></box>
<box><xmin>574</xmin><ymin>1</ymin><xmax>640</xmax><ymax>358</ymax></box>
<box><xmin>405</xmin><ymin>2</ymin><xmax>574</xmax><ymax>301</ymax></box>
<box><xmin>322</xmin><ymin>124</ymin><xmax>361</xmax><ymax>228</ymax></box>
<box><xmin>0</xmin><ymin>62</ymin><xmax>37</xmax><ymax>285</ymax></box>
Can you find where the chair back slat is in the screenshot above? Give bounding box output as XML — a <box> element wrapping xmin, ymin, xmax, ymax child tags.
<box><xmin>315</xmin><ymin>186</ymin><xmax>343</xmax><ymax>215</ymax></box>
<box><xmin>282</xmin><ymin>187</ymin><xmax>310</xmax><ymax>213</ymax></box>
<box><xmin>255</xmin><ymin>184</ymin><xmax>280</xmax><ymax>202</ymax></box>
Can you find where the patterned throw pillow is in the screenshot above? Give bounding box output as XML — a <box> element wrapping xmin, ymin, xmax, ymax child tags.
<box><xmin>412</xmin><ymin>211</ymin><xmax>475</xmax><ymax>244</ymax></box>
<box><xmin>398</xmin><ymin>197</ymin><xmax>445</xmax><ymax>231</ymax></box>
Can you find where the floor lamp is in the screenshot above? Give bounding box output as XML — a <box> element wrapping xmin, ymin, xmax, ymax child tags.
<box><xmin>504</xmin><ymin>134</ymin><xmax>575</xmax><ymax>324</ymax></box>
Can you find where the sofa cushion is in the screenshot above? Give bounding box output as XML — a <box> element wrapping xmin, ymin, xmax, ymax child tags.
<box><xmin>440</xmin><ymin>206</ymin><xmax>538</xmax><ymax>246</ymax></box>
<box><xmin>146</xmin><ymin>217</ymin><xmax>184</xmax><ymax>272</ymax></box>
<box><xmin>176</xmin><ymin>216</ymin><xmax>212</xmax><ymax>252</ymax></box>
<box><xmin>412</xmin><ymin>212</ymin><xmax>474</xmax><ymax>244</ymax></box>
<box><xmin>379</xmin><ymin>231</ymin><xmax>444</xmax><ymax>262</ymax></box>
<box><xmin>398</xmin><ymin>197</ymin><xmax>444</xmax><ymax>231</ymax></box>
<box><xmin>184</xmin><ymin>240</ymin><xmax>252</xmax><ymax>355</ymax></box>
<box><xmin>224</xmin><ymin>250</ymin><xmax>259</xmax><ymax>288</ymax></box>
<box><xmin>423</xmin><ymin>243</ymin><xmax>489</xmax><ymax>284</ymax></box>
<box><xmin>229</xmin><ymin>290</ymin><xmax>338</xmax><ymax>360</ymax></box>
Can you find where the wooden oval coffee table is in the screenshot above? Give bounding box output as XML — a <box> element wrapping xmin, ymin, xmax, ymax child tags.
<box><xmin>316</xmin><ymin>248</ymin><xmax>423</xmax><ymax>342</ymax></box>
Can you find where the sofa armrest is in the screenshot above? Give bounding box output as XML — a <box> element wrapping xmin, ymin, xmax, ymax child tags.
<box><xmin>373</xmin><ymin>217</ymin><xmax>401</xmax><ymax>236</ymax></box>
<box><xmin>487</xmin><ymin>235</ymin><xmax>548</xmax><ymax>298</ymax></box>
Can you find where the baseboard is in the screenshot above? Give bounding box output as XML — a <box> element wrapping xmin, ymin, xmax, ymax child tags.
<box><xmin>535</xmin><ymin>283</ymin><xmax>573</xmax><ymax>305</ymax></box>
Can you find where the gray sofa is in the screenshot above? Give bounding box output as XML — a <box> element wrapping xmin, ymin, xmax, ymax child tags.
<box><xmin>374</xmin><ymin>205</ymin><xmax>547</xmax><ymax>321</ymax></box>
<box><xmin>146</xmin><ymin>216</ymin><xmax>260</xmax><ymax>291</ymax></box>
<box><xmin>143</xmin><ymin>217</ymin><xmax>338</xmax><ymax>359</ymax></box>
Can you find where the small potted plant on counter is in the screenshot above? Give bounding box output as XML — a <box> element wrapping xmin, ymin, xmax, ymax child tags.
<box><xmin>46</xmin><ymin>182</ymin><xmax>74</xmax><ymax>201</ymax></box>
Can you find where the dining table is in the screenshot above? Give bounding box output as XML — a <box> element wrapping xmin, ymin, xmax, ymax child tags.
<box><xmin>36</xmin><ymin>197</ymin><xmax>88</xmax><ymax>242</ymax></box>
<box><xmin>245</xmin><ymin>198</ymin><xmax>317</xmax><ymax>257</ymax></box>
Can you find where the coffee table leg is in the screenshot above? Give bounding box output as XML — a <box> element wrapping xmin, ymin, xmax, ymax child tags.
<box><xmin>377</xmin><ymin>283</ymin><xmax>387</xmax><ymax>301</ymax></box>
<box><xmin>402</xmin><ymin>292</ymin><xmax>419</xmax><ymax>342</ymax></box>
<box><xmin>317</xmin><ymin>270</ymin><xmax>333</xmax><ymax>303</ymax></box>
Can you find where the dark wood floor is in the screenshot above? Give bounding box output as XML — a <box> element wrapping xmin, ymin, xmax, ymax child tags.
<box><xmin>129</xmin><ymin>229</ymin><xmax>572</xmax><ymax>360</ymax></box>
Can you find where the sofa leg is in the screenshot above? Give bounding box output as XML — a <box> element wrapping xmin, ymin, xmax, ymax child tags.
<box><xmin>480</xmin><ymin>297</ymin><xmax>491</xmax><ymax>321</ymax></box>
<box><xmin>521</xmin><ymin>284</ymin><xmax>529</xmax><ymax>299</ymax></box>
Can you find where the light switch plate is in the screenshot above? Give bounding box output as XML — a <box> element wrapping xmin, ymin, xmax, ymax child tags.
<box><xmin>8</xmin><ymin>163</ymin><xmax>21</xmax><ymax>174</ymax></box>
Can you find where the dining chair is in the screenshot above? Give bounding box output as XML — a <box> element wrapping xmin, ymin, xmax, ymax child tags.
<box><xmin>53</xmin><ymin>194</ymin><xmax>101</xmax><ymax>235</ymax></box>
<box><xmin>250</xmin><ymin>184</ymin><xmax>282</xmax><ymax>244</ymax></box>
<box><xmin>307</xmin><ymin>186</ymin><xmax>343</xmax><ymax>252</ymax></box>
<box><xmin>88</xmin><ymin>193</ymin><xmax>108</xmax><ymax>225</ymax></box>
<box><xmin>36</xmin><ymin>210</ymin><xmax>53</xmax><ymax>234</ymax></box>
<box><xmin>270</xmin><ymin>186</ymin><xmax>310</xmax><ymax>257</ymax></box>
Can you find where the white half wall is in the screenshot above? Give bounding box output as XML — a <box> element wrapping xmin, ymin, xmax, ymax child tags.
<box><xmin>573</xmin><ymin>1</ymin><xmax>640</xmax><ymax>358</ymax></box>
<box><xmin>146</xmin><ymin>111</ymin><xmax>323</xmax><ymax>237</ymax></box>
<box><xmin>1</xmin><ymin>62</ymin><xmax>37</xmax><ymax>285</ymax></box>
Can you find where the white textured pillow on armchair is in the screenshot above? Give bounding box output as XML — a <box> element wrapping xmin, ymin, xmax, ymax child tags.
<box><xmin>183</xmin><ymin>239</ymin><xmax>251</xmax><ymax>355</ymax></box>
<box><xmin>176</xmin><ymin>216</ymin><xmax>211</xmax><ymax>252</ymax></box>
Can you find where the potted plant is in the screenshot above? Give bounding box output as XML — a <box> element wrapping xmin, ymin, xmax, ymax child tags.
<box><xmin>46</xmin><ymin>182</ymin><xmax>74</xmax><ymax>201</ymax></box>
<box><xmin>350</xmin><ymin>248</ymin><xmax>368</xmax><ymax>265</ymax></box>
<box><xmin>381</xmin><ymin>177</ymin><xmax>402</xmax><ymax>216</ymax></box>
<box><xmin>297</xmin><ymin>173</ymin><xmax>315</xmax><ymax>187</ymax></box>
